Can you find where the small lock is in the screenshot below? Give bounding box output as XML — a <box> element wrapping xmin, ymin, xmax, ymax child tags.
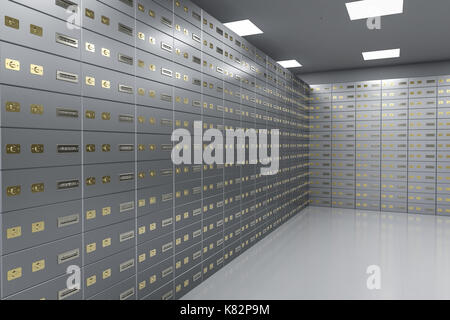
<box><xmin>30</xmin><ymin>24</ymin><xmax>43</xmax><ymax>36</ymax></box>
<box><xmin>103</xmin><ymin>269</ymin><xmax>112</xmax><ymax>279</ymax></box>
<box><xmin>102</xmin><ymin>207</ymin><xmax>111</xmax><ymax>215</ymax></box>
<box><xmin>5</xmin><ymin>16</ymin><xmax>19</xmax><ymax>29</ymax></box>
<box><xmin>5</xmin><ymin>59</ymin><xmax>20</xmax><ymax>71</ymax></box>
<box><xmin>102</xmin><ymin>80</ymin><xmax>111</xmax><ymax>88</ymax></box>
<box><xmin>101</xmin><ymin>15</ymin><xmax>110</xmax><ymax>25</ymax></box>
<box><xmin>7</xmin><ymin>186</ymin><xmax>21</xmax><ymax>196</ymax></box>
<box><xmin>86</xmin><ymin>42</ymin><xmax>95</xmax><ymax>52</ymax></box>
<box><xmin>31</xmin><ymin>221</ymin><xmax>45</xmax><ymax>233</ymax></box>
<box><xmin>6</xmin><ymin>144</ymin><xmax>21</xmax><ymax>154</ymax></box>
<box><xmin>85</xmin><ymin>8</ymin><xmax>95</xmax><ymax>19</ymax></box>
<box><xmin>101</xmin><ymin>48</ymin><xmax>110</xmax><ymax>57</ymax></box>
<box><xmin>31</xmin><ymin>183</ymin><xmax>44</xmax><ymax>193</ymax></box>
<box><xmin>31</xmin><ymin>144</ymin><xmax>44</xmax><ymax>154</ymax></box>
<box><xmin>86</xmin><ymin>177</ymin><xmax>96</xmax><ymax>186</ymax></box>
<box><xmin>86</xmin><ymin>144</ymin><xmax>96</xmax><ymax>152</ymax></box>
<box><xmin>85</xmin><ymin>76</ymin><xmax>95</xmax><ymax>86</ymax></box>
<box><xmin>85</xmin><ymin>110</ymin><xmax>95</xmax><ymax>119</ymax></box>
<box><xmin>30</xmin><ymin>104</ymin><xmax>44</xmax><ymax>115</ymax></box>
<box><xmin>6</xmin><ymin>101</ymin><xmax>20</xmax><ymax>112</ymax></box>
<box><xmin>30</xmin><ymin>64</ymin><xmax>43</xmax><ymax>75</ymax></box>
<box><xmin>102</xmin><ymin>176</ymin><xmax>111</xmax><ymax>184</ymax></box>
<box><xmin>102</xmin><ymin>144</ymin><xmax>111</xmax><ymax>152</ymax></box>
<box><xmin>7</xmin><ymin>267</ymin><xmax>22</xmax><ymax>281</ymax></box>
<box><xmin>7</xmin><ymin>226</ymin><xmax>22</xmax><ymax>239</ymax></box>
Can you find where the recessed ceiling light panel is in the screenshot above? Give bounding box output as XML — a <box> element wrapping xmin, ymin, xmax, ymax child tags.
<box><xmin>362</xmin><ymin>48</ymin><xmax>401</xmax><ymax>61</ymax></box>
<box><xmin>223</xmin><ymin>19</ymin><xmax>263</xmax><ymax>37</ymax></box>
<box><xmin>346</xmin><ymin>0</ymin><xmax>404</xmax><ymax>20</ymax></box>
<box><xmin>277</xmin><ymin>60</ymin><xmax>302</xmax><ymax>68</ymax></box>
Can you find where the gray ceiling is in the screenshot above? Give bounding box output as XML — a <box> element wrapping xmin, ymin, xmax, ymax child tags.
<box><xmin>190</xmin><ymin>0</ymin><xmax>450</xmax><ymax>76</ymax></box>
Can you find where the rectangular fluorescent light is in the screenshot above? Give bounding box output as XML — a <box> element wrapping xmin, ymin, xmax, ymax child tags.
<box><xmin>346</xmin><ymin>0</ymin><xmax>403</xmax><ymax>20</ymax></box>
<box><xmin>362</xmin><ymin>48</ymin><xmax>400</xmax><ymax>61</ymax></box>
<box><xmin>277</xmin><ymin>60</ymin><xmax>302</xmax><ymax>68</ymax></box>
<box><xmin>223</xmin><ymin>19</ymin><xmax>263</xmax><ymax>37</ymax></box>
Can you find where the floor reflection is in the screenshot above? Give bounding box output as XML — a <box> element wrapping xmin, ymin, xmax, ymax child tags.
<box><xmin>182</xmin><ymin>206</ymin><xmax>450</xmax><ymax>300</ymax></box>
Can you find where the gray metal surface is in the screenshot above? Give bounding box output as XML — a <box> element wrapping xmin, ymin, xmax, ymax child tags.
<box><xmin>0</xmin><ymin>0</ymin><xmax>309</xmax><ymax>300</ymax></box>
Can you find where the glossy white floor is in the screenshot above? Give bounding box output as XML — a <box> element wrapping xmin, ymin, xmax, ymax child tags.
<box><xmin>183</xmin><ymin>206</ymin><xmax>450</xmax><ymax>300</ymax></box>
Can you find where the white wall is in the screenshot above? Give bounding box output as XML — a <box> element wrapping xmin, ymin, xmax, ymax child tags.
<box><xmin>298</xmin><ymin>60</ymin><xmax>450</xmax><ymax>85</ymax></box>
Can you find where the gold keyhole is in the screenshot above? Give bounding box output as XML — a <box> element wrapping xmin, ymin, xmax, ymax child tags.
<box><xmin>86</xmin><ymin>144</ymin><xmax>96</xmax><ymax>152</ymax></box>
<box><xmin>86</xmin><ymin>177</ymin><xmax>96</xmax><ymax>185</ymax></box>
<box><xmin>6</xmin><ymin>144</ymin><xmax>20</xmax><ymax>154</ymax></box>
<box><xmin>31</xmin><ymin>144</ymin><xmax>44</xmax><ymax>154</ymax></box>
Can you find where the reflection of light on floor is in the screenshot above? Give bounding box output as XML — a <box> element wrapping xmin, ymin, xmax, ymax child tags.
<box><xmin>183</xmin><ymin>207</ymin><xmax>450</xmax><ymax>300</ymax></box>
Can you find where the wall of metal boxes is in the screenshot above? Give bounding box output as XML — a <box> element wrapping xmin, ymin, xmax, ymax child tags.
<box><xmin>0</xmin><ymin>0</ymin><xmax>310</xmax><ymax>300</ymax></box>
<box><xmin>309</xmin><ymin>76</ymin><xmax>450</xmax><ymax>216</ymax></box>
